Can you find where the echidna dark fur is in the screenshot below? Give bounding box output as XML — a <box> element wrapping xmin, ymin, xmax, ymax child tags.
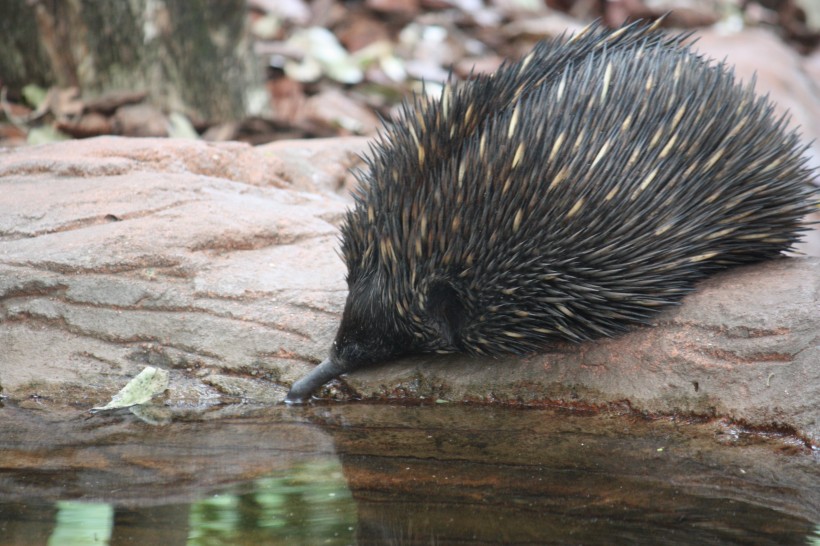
<box><xmin>285</xmin><ymin>19</ymin><xmax>818</xmax><ymax>403</ymax></box>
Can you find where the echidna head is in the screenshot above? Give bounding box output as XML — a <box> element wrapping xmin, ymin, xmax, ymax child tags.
<box><xmin>284</xmin><ymin>277</ymin><xmax>416</xmax><ymax>403</ymax></box>
<box><xmin>285</xmin><ymin>275</ymin><xmax>467</xmax><ymax>404</ymax></box>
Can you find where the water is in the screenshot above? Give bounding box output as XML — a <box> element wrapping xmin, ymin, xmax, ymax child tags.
<box><xmin>17</xmin><ymin>463</ymin><xmax>356</xmax><ymax>546</ymax></box>
<box><xmin>1</xmin><ymin>401</ymin><xmax>818</xmax><ymax>545</ymax></box>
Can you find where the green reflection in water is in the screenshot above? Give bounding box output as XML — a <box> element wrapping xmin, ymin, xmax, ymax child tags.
<box><xmin>43</xmin><ymin>461</ymin><xmax>355</xmax><ymax>546</ymax></box>
<box><xmin>48</xmin><ymin>501</ymin><xmax>113</xmax><ymax>546</ymax></box>
<box><xmin>187</xmin><ymin>460</ymin><xmax>357</xmax><ymax>545</ymax></box>
<box><xmin>809</xmin><ymin>525</ymin><xmax>820</xmax><ymax>546</ymax></box>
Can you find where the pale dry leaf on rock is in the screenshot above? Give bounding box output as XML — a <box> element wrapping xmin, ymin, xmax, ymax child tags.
<box><xmin>91</xmin><ymin>366</ymin><xmax>170</xmax><ymax>412</ymax></box>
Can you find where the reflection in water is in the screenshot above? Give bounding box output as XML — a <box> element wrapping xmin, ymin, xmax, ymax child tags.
<box><xmin>49</xmin><ymin>502</ymin><xmax>113</xmax><ymax>546</ymax></box>
<box><xmin>187</xmin><ymin>461</ymin><xmax>355</xmax><ymax>545</ymax></box>
<box><xmin>0</xmin><ymin>402</ymin><xmax>818</xmax><ymax>545</ymax></box>
<box><xmin>40</xmin><ymin>462</ymin><xmax>356</xmax><ymax>546</ymax></box>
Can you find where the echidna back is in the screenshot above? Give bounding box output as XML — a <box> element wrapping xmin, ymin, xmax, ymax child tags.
<box><xmin>343</xmin><ymin>23</ymin><xmax>816</xmax><ymax>358</ymax></box>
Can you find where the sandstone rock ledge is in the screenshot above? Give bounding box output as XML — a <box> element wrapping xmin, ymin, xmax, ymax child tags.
<box><xmin>0</xmin><ymin>137</ymin><xmax>817</xmax><ymax>445</ymax></box>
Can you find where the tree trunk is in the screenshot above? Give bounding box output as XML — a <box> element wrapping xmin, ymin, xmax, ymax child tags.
<box><xmin>0</xmin><ymin>0</ymin><xmax>264</xmax><ymax>123</ymax></box>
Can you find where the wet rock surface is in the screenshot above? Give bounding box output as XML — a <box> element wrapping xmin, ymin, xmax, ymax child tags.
<box><xmin>0</xmin><ymin>135</ymin><xmax>818</xmax><ymax>446</ymax></box>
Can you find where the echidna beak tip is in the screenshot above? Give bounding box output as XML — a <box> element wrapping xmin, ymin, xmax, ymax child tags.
<box><xmin>283</xmin><ymin>391</ymin><xmax>309</xmax><ymax>405</ymax></box>
<box><xmin>283</xmin><ymin>357</ymin><xmax>344</xmax><ymax>405</ymax></box>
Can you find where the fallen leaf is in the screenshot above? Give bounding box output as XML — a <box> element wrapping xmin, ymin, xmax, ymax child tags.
<box><xmin>92</xmin><ymin>367</ymin><xmax>170</xmax><ymax>411</ymax></box>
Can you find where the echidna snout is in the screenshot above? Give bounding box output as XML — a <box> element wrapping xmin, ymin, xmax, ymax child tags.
<box><xmin>285</xmin><ymin>283</ymin><xmax>419</xmax><ymax>403</ymax></box>
<box><xmin>284</xmin><ymin>19</ymin><xmax>818</xmax><ymax>404</ymax></box>
<box><xmin>284</xmin><ymin>325</ymin><xmax>402</xmax><ymax>404</ymax></box>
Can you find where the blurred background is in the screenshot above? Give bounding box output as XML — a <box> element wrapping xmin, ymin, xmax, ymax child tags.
<box><xmin>1</xmin><ymin>0</ymin><xmax>818</xmax><ymax>147</ymax></box>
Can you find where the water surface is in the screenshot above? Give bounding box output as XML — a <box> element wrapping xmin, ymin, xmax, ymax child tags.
<box><xmin>1</xmin><ymin>401</ymin><xmax>818</xmax><ymax>545</ymax></box>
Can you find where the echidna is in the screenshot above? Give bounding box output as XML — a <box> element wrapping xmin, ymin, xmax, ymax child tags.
<box><xmin>285</xmin><ymin>19</ymin><xmax>818</xmax><ymax>403</ymax></box>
